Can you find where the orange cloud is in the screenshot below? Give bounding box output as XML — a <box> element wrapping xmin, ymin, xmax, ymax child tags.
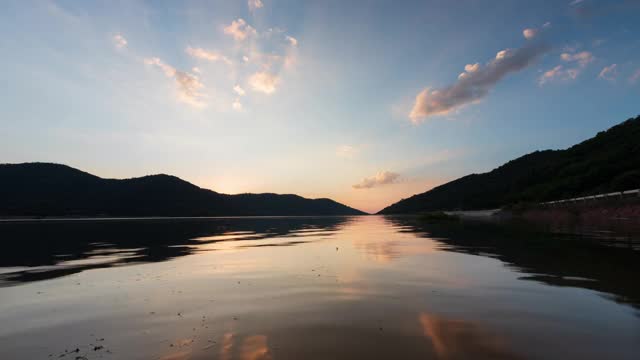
<box><xmin>186</xmin><ymin>46</ymin><xmax>232</xmax><ymax>65</ymax></box>
<box><xmin>234</xmin><ymin>85</ymin><xmax>246</xmax><ymax>96</ymax></box>
<box><xmin>248</xmin><ymin>71</ymin><xmax>279</xmax><ymax>94</ymax></box>
<box><xmin>522</xmin><ymin>28</ymin><xmax>538</xmax><ymax>40</ymax></box>
<box><xmin>232</xmin><ymin>98</ymin><xmax>243</xmax><ymax>111</ymax></box>
<box><xmin>539</xmin><ymin>51</ymin><xmax>593</xmax><ymax>85</ymax></box>
<box><xmin>285</xmin><ymin>35</ymin><xmax>298</xmax><ymax>47</ymax></box>
<box><xmin>224</xmin><ymin>18</ymin><xmax>257</xmax><ymax>41</ymax></box>
<box><xmin>353</xmin><ymin>171</ymin><xmax>400</xmax><ymax>189</ymax></box>
<box><xmin>144</xmin><ymin>57</ymin><xmax>206</xmax><ymax>107</ymax></box>
<box><xmin>598</xmin><ymin>64</ymin><xmax>617</xmax><ymax>81</ymax></box>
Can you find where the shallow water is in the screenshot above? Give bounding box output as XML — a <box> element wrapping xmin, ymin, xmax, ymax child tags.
<box><xmin>0</xmin><ymin>216</ymin><xmax>638</xmax><ymax>359</ymax></box>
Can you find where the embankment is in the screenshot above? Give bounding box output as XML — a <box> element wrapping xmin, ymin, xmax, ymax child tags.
<box><xmin>516</xmin><ymin>197</ymin><xmax>640</xmax><ymax>225</ymax></box>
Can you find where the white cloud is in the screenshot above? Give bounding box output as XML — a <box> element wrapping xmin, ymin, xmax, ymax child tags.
<box><xmin>353</xmin><ymin>171</ymin><xmax>401</xmax><ymax>189</ymax></box>
<box><xmin>248</xmin><ymin>71</ymin><xmax>279</xmax><ymax>94</ymax></box>
<box><xmin>336</xmin><ymin>145</ymin><xmax>358</xmax><ymax>159</ymax></box>
<box><xmin>186</xmin><ymin>46</ymin><xmax>231</xmax><ymax>65</ymax></box>
<box><xmin>113</xmin><ymin>34</ymin><xmax>127</xmax><ymax>49</ymax></box>
<box><xmin>285</xmin><ymin>35</ymin><xmax>298</xmax><ymax>47</ymax></box>
<box><xmin>523</xmin><ymin>28</ymin><xmax>538</xmax><ymax>40</ymax></box>
<box><xmin>539</xmin><ymin>51</ymin><xmax>594</xmax><ymax>85</ymax></box>
<box><xmin>192</xmin><ymin>67</ymin><xmax>201</xmax><ymax>73</ymax></box>
<box><xmin>629</xmin><ymin>69</ymin><xmax>640</xmax><ymax>84</ymax></box>
<box><xmin>233</xmin><ymin>85</ymin><xmax>246</xmax><ymax>96</ymax></box>
<box><xmin>570</xmin><ymin>0</ymin><xmax>585</xmax><ymax>5</ymax></box>
<box><xmin>144</xmin><ymin>57</ymin><xmax>205</xmax><ymax>108</ymax></box>
<box><xmin>223</xmin><ymin>18</ymin><xmax>256</xmax><ymax>41</ymax></box>
<box><xmin>409</xmin><ymin>43</ymin><xmax>548</xmax><ymax>122</ymax></box>
<box><xmin>543</xmin><ymin>22</ymin><xmax>552</xmax><ymax>28</ymax></box>
<box><xmin>248</xmin><ymin>0</ymin><xmax>264</xmax><ymax>11</ymax></box>
<box><xmin>598</xmin><ymin>64</ymin><xmax>617</xmax><ymax>81</ymax></box>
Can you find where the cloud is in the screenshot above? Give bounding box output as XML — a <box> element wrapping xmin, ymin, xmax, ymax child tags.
<box><xmin>629</xmin><ymin>69</ymin><xmax>640</xmax><ymax>84</ymax></box>
<box><xmin>409</xmin><ymin>43</ymin><xmax>548</xmax><ymax>122</ymax></box>
<box><xmin>248</xmin><ymin>71</ymin><xmax>279</xmax><ymax>94</ymax></box>
<box><xmin>570</xmin><ymin>0</ymin><xmax>585</xmax><ymax>5</ymax></box>
<box><xmin>598</xmin><ymin>64</ymin><xmax>617</xmax><ymax>81</ymax></box>
<box><xmin>539</xmin><ymin>51</ymin><xmax>593</xmax><ymax>85</ymax></box>
<box><xmin>336</xmin><ymin>145</ymin><xmax>358</xmax><ymax>159</ymax></box>
<box><xmin>223</xmin><ymin>18</ymin><xmax>256</xmax><ymax>41</ymax></box>
<box><xmin>232</xmin><ymin>98</ymin><xmax>243</xmax><ymax>111</ymax></box>
<box><xmin>456</xmin><ymin>63</ymin><xmax>480</xmax><ymax>80</ymax></box>
<box><xmin>248</xmin><ymin>0</ymin><xmax>264</xmax><ymax>11</ymax></box>
<box><xmin>538</xmin><ymin>65</ymin><xmax>565</xmax><ymax>85</ymax></box>
<box><xmin>174</xmin><ymin>71</ymin><xmax>206</xmax><ymax>107</ymax></box>
<box><xmin>113</xmin><ymin>34</ymin><xmax>127</xmax><ymax>49</ymax></box>
<box><xmin>144</xmin><ymin>57</ymin><xmax>205</xmax><ymax>107</ymax></box>
<box><xmin>353</xmin><ymin>171</ymin><xmax>401</xmax><ymax>189</ymax></box>
<box><xmin>186</xmin><ymin>46</ymin><xmax>231</xmax><ymax>65</ymax></box>
<box><xmin>285</xmin><ymin>35</ymin><xmax>298</xmax><ymax>47</ymax></box>
<box><xmin>560</xmin><ymin>51</ymin><xmax>593</xmax><ymax>66</ymax></box>
<box><xmin>144</xmin><ymin>57</ymin><xmax>176</xmax><ymax>77</ymax></box>
<box><xmin>233</xmin><ymin>85</ymin><xmax>246</xmax><ymax>96</ymax></box>
<box><xmin>523</xmin><ymin>28</ymin><xmax>538</xmax><ymax>40</ymax></box>
<box><xmin>542</xmin><ymin>22</ymin><xmax>552</xmax><ymax>28</ymax></box>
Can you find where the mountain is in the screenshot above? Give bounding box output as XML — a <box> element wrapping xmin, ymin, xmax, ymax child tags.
<box><xmin>379</xmin><ymin>115</ymin><xmax>640</xmax><ymax>214</ymax></box>
<box><xmin>0</xmin><ymin>163</ymin><xmax>366</xmax><ymax>216</ymax></box>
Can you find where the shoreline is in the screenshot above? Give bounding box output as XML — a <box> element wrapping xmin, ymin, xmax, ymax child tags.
<box><xmin>0</xmin><ymin>214</ymin><xmax>370</xmax><ymax>222</ymax></box>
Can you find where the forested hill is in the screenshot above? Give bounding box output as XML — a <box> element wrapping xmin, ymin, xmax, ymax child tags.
<box><xmin>379</xmin><ymin>115</ymin><xmax>640</xmax><ymax>214</ymax></box>
<box><xmin>0</xmin><ymin>163</ymin><xmax>366</xmax><ymax>217</ymax></box>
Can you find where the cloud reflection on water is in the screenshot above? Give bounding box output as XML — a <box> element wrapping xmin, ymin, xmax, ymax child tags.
<box><xmin>419</xmin><ymin>312</ymin><xmax>521</xmax><ymax>360</ymax></box>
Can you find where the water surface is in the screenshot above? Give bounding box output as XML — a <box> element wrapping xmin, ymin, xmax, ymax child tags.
<box><xmin>0</xmin><ymin>216</ymin><xmax>638</xmax><ymax>359</ymax></box>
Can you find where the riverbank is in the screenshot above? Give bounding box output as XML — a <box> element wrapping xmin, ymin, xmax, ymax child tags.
<box><xmin>515</xmin><ymin>199</ymin><xmax>640</xmax><ymax>224</ymax></box>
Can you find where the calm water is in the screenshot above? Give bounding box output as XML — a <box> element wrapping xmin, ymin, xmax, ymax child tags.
<box><xmin>0</xmin><ymin>216</ymin><xmax>638</xmax><ymax>360</ymax></box>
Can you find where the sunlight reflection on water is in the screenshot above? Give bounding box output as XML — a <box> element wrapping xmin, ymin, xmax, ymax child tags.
<box><xmin>0</xmin><ymin>216</ymin><xmax>638</xmax><ymax>359</ymax></box>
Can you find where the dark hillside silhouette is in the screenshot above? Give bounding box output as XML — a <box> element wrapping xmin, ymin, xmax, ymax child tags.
<box><xmin>0</xmin><ymin>163</ymin><xmax>366</xmax><ymax>216</ymax></box>
<box><xmin>379</xmin><ymin>115</ymin><xmax>640</xmax><ymax>214</ymax></box>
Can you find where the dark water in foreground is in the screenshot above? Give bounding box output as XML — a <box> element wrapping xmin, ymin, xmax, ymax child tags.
<box><xmin>0</xmin><ymin>216</ymin><xmax>638</xmax><ymax>360</ymax></box>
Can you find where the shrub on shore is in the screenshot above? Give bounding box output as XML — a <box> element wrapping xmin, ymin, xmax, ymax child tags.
<box><xmin>418</xmin><ymin>211</ymin><xmax>460</xmax><ymax>222</ymax></box>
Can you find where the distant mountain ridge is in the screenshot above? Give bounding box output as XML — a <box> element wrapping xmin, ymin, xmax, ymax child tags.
<box><xmin>379</xmin><ymin>115</ymin><xmax>640</xmax><ymax>214</ymax></box>
<box><xmin>0</xmin><ymin>163</ymin><xmax>366</xmax><ymax>216</ymax></box>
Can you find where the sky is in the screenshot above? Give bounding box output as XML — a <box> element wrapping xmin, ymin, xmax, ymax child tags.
<box><xmin>1</xmin><ymin>0</ymin><xmax>639</xmax><ymax>213</ymax></box>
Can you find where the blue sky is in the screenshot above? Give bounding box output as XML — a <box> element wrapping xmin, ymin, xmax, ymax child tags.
<box><xmin>1</xmin><ymin>0</ymin><xmax>639</xmax><ymax>213</ymax></box>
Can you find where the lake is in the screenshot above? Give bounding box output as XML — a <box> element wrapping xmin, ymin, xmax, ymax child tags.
<box><xmin>0</xmin><ymin>216</ymin><xmax>638</xmax><ymax>359</ymax></box>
